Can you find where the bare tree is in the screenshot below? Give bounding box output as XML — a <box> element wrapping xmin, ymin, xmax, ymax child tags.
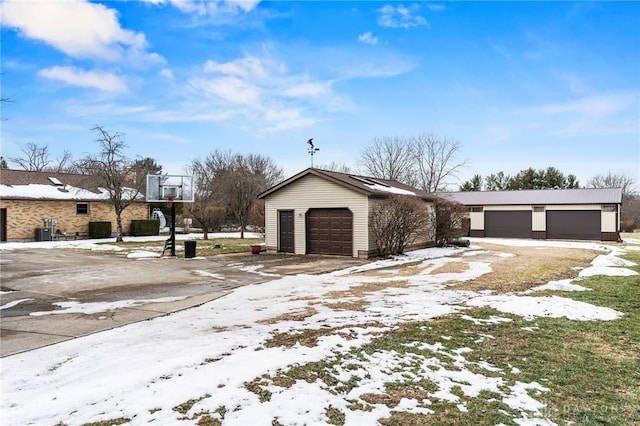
<box><xmin>587</xmin><ymin>172</ymin><xmax>637</xmax><ymax>195</ymax></box>
<box><xmin>412</xmin><ymin>133</ymin><xmax>467</xmax><ymax>192</ymax></box>
<box><xmin>587</xmin><ymin>171</ymin><xmax>638</xmax><ymax>232</ymax></box>
<box><xmin>189</xmin><ymin>150</ymin><xmax>283</xmax><ymax>239</ymax></box>
<box><xmin>8</xmin><ymin>142</ymin><xmax>76</xmax><ymax>173</ymax></box>
<box><xmin>359</xmin><ymin>136</ymin><xmax>417</xmax><ymax>186</ymax></box>
<box><xmin>220</xmin><ymin>153</ymin><xmax>283</xmax><ymax>238</ymax></box>
<box><xmin>359</xmin><ymin>134</ymin><xmax>466</xmax><ymax>191</ymax></box>
<box><xmin>316</xmin><ymin>161</ymin><xmax>353</xmax><ymax>174</ymax></box>
<box><xmin>9</xmin><ymin>142</ymin><xmax>50</xmax><ymax>171</ymax></box>
<box><xmin>369</xmin><ymin>195</ymin><xmax>431</xmax><ymax>256</ymax></box>
<box><xmin>78</xmin><ymin>126</ymin><xmax>141</xmax><ymax>242</ymax></box>
<box><xmin>54</xmin><ymin>150</ymin><xmax>75</xmax><ymax>173</ymax></box>
<box><xmin>187</xmin><ymin>151</ymin><xmax>233</xmax><ymax>239</ymax></box>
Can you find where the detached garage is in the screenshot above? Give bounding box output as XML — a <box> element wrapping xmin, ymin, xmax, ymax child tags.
<box><xmin>258</xmin><ymin>168</ymin><xmax>435</xmax><ymax>258</ymax></box>
<box><xmin>440</xmin><ymin>188</ymin><xmax>622</xmax><ymax>242</ymax></box>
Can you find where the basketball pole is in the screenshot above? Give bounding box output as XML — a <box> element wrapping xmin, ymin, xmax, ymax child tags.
<box><xmin>170</xmin><ymin>201</ymin><xmax>176</xmax><ymax>257</ymax></box>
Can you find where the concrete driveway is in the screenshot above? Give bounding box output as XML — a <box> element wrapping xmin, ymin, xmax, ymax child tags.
<box><xmin>0</xmin><ymin>249</ymin><xmax>366</xmax><ymax>357</ymax></box>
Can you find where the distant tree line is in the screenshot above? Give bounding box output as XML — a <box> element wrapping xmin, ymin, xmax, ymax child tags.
<box><xmin>459</xmin><ymin>167</ymin><xmax>580</xmax><ymax>191</ymax></box>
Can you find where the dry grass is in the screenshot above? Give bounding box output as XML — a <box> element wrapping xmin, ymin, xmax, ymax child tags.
<box><xmin>257</xmin><ymin>306</ymin><xmax>318</xmax><ymax>325</ymax></box>
<box><xmin>429</xmin><ymin>261</ymin><xmax>469</xmax><ymax>275</ymax></box>
<box><xmin>264</xmin><ymin>322</ymin><xmax>386</xmax><ymax>348</ymax></box>
<box><xmin>348</xmin><ymin>261</ymin><xmax>426</xmax><ymax>277</ymax></box>
<box><xmin>449</xmin><ymin>243</ymin><xmax>599</xmax><ymax>293</ymax></box>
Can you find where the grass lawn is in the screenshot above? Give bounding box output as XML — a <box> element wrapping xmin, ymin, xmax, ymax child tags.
<box><xmin>242</xmin><ymin>249</ymin><xmax>640</xmax><ymax>426</ymax></box>
<box><xmin>97</xmin><ymin>235</ymin><xmax>265</xmax><ymax>257</ymax></box>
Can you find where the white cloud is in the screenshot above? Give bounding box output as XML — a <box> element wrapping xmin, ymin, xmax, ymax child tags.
<box><xmin>528</xmin><ymin>93</ymin><xmax>635</xmax><ymax>117</ymax></box>
<box><xmin>160</xmin><ymin>68</ymin><xmax>175</xmax><ymax>79</ymax></box>
<box><xmin>141</xmin><ymin>0</ymin><xmax>261</xmax><ymax>15</ymax></box>
<box><xmin>358</xmin><ymin>32</ymin><xmax>379</xmax><ymax>45</ymax></box>
<box><xmin>511</xmin><ymin>92</ymin><xmax>639</xmax><ymax>137</ymax></box>
<box><xmin>186</xmin><ymin>53</ymin><xmax>342</xmax><ymax>132</ymax></box>
<box><xmin>378</xmin><ymin>4</ymin><xmax>428</xmax><ymax>29</ymax></box>
<box><xmin>1</xmin><ymin>0</ymin><xmax>159</xmax><ymax>63</ymax></box>
<box><xmin>283</xmin><ymin>81</ymin><xmax>333</xmax><ymax>98</ymax></box>
<box><xmin>38</xmin><ymin>66</ymin><xmax>128</xmax><ymax>93</ymax></box>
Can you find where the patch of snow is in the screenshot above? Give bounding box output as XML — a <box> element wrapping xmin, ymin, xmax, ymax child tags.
<box><xmin>127</xmin><ymin>251</ymin><xmax>161</xmax><ymax>259</ymax></box>
<box><xmin>525</xmin><ymin>279</ymin><xmax>591</xmax><ymax>293</ymax></box>
<box><xmin>29</xmin><ymin>297</ymin><xmax>188</xmax><ymax>316</ymax></box>
<box><xmin>461</xmin><ymin>314</ymin><xmax>513</xmax><ymax>325</ymax></box>
<box><xmin>467</xmin><ymin>295</ymin><xmax>622</xmax><ymax>321</ymax></box>
<box><xmin>0</xmin><ymin>298</ymin><xmax>33</xmax><ymax>310</ymax></box>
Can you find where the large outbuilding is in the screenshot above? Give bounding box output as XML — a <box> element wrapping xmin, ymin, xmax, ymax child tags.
<box><xmin>258</xmin><ymin>168</ymin><xmax>435</xmax><ymax>258</ymax></box>
<box><xmin>439</xmin><ymin>188</ymin><xmax>623</xmax><ymax>242</ymax></box>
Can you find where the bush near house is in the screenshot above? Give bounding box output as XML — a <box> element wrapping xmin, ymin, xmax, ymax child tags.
<box><xmin>369</xmin><ymin>195</ymin><xmax>431</xmax><ymax>256</ymax></box>
<box><xmin>130</xmin><ymin>220</ymin><xmax>160</xmax><ymax>237</ymax></box>
<box><xmin>88</xmin><ymin>221</ymin><xmax>112</xmax><ymax>239</ymax></box>
<box><xmin>432</xmin><ymin>197</ymin><xmax>469</xmax><ymax>247</ymax></box>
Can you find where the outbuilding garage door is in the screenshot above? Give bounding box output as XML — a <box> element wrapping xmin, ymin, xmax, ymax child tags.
<box><xmin>484</xmin><ymin>211</ymin><xmax>532</xmax><ymax>238</ymax></box>
<box><xmin>306</xmin><ymin>208</ymin><xmax>353</xmax><ymax>256</ymax></box>
<box><xmin>547</xmin><ymin>210</ymin><xmax>601</xmax><ymax>240</ymax></box>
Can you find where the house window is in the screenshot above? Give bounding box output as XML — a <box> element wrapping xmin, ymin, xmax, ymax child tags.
<box><xmin>602</xmin><ymin>205</ymin><xmax>616</xmax><ymax>212</ymax></box>
<box><xmin>533</xmin><ymin>206</ymin><xmax>545</xmax><ymax>213</ymax></box>
<box><xmin>77</xmin><ymin>203</ymin><xmax>89</xmax><ymax>215</ymax></box>
<box><xmin>470</xmin><ymin>207</ymin><xmax>483</xmax><ymax>213</ymax></box>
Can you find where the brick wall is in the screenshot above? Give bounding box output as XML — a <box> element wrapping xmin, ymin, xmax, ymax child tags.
<box><xmin>0</xmin><ymin>199</ymin><xmax>148</xmax><ymax>241</ymax></box>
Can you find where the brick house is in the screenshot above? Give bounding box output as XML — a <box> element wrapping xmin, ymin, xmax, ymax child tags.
<box><xmin>0</xmin><ymin>169</ymin><xmax>148</xmax><ymax>242</ymax></box>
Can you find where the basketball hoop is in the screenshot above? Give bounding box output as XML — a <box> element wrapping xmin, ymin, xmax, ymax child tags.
<box><xmin>166</xmin><ymin>195</ymin><xmax>175</xmax><ymax>208</ymax></box>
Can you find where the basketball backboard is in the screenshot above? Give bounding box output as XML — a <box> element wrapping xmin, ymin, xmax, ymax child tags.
<box><xmin>146</xmin><ymin>174</ymin><xmax>194</xmax><ymax>202</ymax></box>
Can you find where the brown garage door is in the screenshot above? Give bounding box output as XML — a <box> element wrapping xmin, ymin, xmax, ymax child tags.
<box><xmin>547</xmin><ymin>210</ymin><xmax>601</xmax><ymax>240</ymax></box>
<box><xmin>306</xmin><ymin>208</ymin><xmax>353</xmax><ymax>256</ymax></box>
<box><xmin>484</xmin><ymin>211</ymin><xmax>532</xmax><ymax>238</ymax></box>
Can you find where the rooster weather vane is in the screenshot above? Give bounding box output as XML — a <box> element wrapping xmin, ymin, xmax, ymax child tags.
<box><xmin>307</xmin><ymin>138</ymin><xmax>319</xmax><ymax>167</ymax></box>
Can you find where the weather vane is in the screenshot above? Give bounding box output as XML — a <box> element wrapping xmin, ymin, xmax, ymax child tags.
<box><xmin>307</xmin><ymin>138</ymin><xmax>319</xmax><ymax>167</ymax></box>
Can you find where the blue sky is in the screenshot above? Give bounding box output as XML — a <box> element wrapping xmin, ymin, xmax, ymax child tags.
<box><xmin>1</xmin><ymin>0</ymin><xmax>639</xmax><ymax>188</ymax></box>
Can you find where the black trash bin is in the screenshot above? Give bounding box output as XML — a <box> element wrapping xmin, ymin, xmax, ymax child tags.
<box><xmin>184</xmin><ymin>240</ymin><xmax>196</xmax><ymax>258</ymax></box>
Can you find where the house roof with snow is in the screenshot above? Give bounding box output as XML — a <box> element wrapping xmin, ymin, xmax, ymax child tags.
<box><xmin>0</xmin><ymin>169</ymin><xmax>141</xmax><ymax>201</ymax></box>
<box><xmin>257</xmin><ymin>168</ymin><xmax>434</xmax><ymax>200</ymax></box>
<box><xmin>438</xmin><ymin>188</ymin><xmax>623</xmax><ymax>206</ymax></box>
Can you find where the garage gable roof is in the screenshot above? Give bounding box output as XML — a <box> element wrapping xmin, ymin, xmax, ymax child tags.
<box><xmin>438</xmin><ymin>188</ymin><xmax>623</xmax><ymax>206</ymax></box>
<box><xmin>258</xmin><ymin>168</ymin><xmax>434</xmax><ymax>200</ymax></box>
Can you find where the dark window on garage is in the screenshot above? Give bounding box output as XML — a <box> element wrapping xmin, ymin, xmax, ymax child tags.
<box><xmin>77</xmin><ymin>203</ymin><xmax>89</xmax><ymax>215</ymax></box>
<box><xmin>470</xmin><ymin>207</ymin><xmax>483</xmax><ymax>213</ymax></box>
<box><xmin>533</xmin><ymin>206</ymin><xmax>544</xmax><ymax>213</ymax></box>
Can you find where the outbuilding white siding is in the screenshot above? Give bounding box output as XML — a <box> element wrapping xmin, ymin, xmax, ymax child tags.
<box><xmin>264</xmin><ymin>174</ymin><xmax>369</xmax><ymax>257</ymax></box>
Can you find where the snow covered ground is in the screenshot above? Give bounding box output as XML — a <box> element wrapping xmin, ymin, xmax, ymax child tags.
<box><xmin>1</xmin><ymin>237</ymin><xmax>637</xmax><ymax>425</ymax></box>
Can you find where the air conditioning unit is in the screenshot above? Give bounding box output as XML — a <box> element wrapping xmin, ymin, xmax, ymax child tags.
<box><xmin>35</xmin><ymin>228</ymin><xmax>52</xmax><ymax>242</ymax></box>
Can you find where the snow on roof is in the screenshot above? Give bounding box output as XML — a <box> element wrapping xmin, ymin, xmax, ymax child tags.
<box><xmin>364</xmin><ymin>182</ymin><xmax>416</xmax><ymax>196</ymax></box>
<box><xmin>0</xmin><ymin>183</ymin><xmax>113</xmax><ymax>201</ymax></box>
<box><xmin>0</xmin><ymin>169</ymin><xmax>142</xmax><ymax>201</ymax></box>
<box><xmin>438</xmin><ymin>188</ymin><xmax>623</xmax><ymax>206</ymax></box>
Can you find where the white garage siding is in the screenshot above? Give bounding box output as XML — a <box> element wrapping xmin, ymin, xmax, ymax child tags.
<box><xmin>264</xmin><ymin>174</ymin><xmax>369</xmax><ymax>257</ymax></box>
